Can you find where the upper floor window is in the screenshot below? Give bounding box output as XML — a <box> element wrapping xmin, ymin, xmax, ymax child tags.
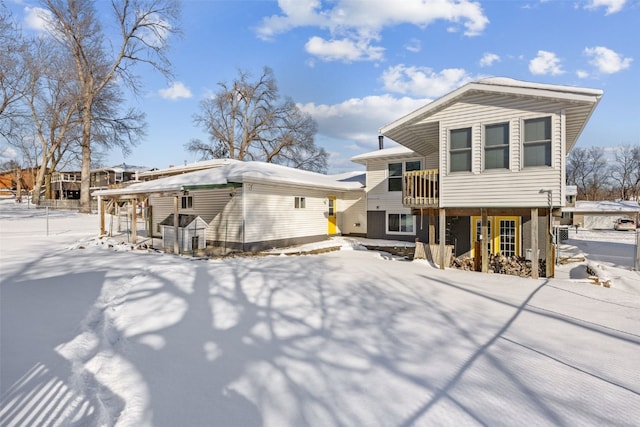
<box><xmin>181</xmin><ymin>195</ymin><xmax>193</xmax><ymax>209</ymax></box>
<box><xmin>485</xmin><ymin>123</ymin><xmax>509</xmax><ymax>169</ymax></box>
<box><xmin>450</xmin><ymin>128</ymin><xmax>472</xmax><ymax>172</ymax></box>
<box><xmin>294</xmin><ymin>196</ymin><xmax>306</xmax><ymax>209</ymax></box>
<box><xmin>388</xmin><ymin>160</ymin><xmax>421</xmax><ymax>191</ymax></box>
<box><xmin>523</xmin><ymin>117</ymin><xmax>551</xmax><ymax>167</ymax></box>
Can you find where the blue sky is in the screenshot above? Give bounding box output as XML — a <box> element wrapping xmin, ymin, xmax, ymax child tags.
<box><xmin>7</xmin><ymin>0</ymin><xmax>640</xmax><ymax>173</ymax></box>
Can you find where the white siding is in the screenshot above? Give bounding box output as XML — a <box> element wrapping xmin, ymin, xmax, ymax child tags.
<box><xmin>206</xmin><ymin>190</ymin><xmax>243</xmax><ymax>244</ymax></box>
<box><xmin>340</xmin><ymin>191</ymin><xmax>366</xmax><ymax>234</ymax></box>
<box><xmin>149</xmin><ymin>195</ymin><xmax>174</xmax><ymax>235</ymax></box>
<box><xmin>437</xmin><ymin>94</ymin><xmax>566</xmax><ymax>207</ymax></box>
<box><xmin>364</xmin><ymin>154</ymin><xmax>436</xmax><ymax>213</ymax></box>
<box><xmin>243</xmin><ymin>183</ymin><xmax>333</xmax><ymax>243</ymax></box>
<box><xmin>149</xmin><ymin>188</ymin><xmax>242</xmax><ymax>241</ymax></box>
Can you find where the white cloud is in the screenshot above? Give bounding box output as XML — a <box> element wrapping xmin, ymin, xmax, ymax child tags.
<box><xmin>158</xmin><ymin>82</ymin><xmax>192</xmax><ymax>100</ymax></box>
<box><xmin>0</xmin><ymin>146</ymin><xmax>18</xmax><ymax>164</ymax></box>
<box><xmin>23</xmin><ymin>6</ymin><xmax>51</xmax><ymax>32</ymax></box>
<box><xmin>405</xmin><ymin>38</ymin><xmax>421</xmax><ymax>53</ymax></box>
<box><xmin>305</xmin><ymin>36</ymin><xmax>384</xmax><ymax>62</ymax></box>
<box><xmin>381</xmin><ymin>65</ymin><xmax>474</xmax><ymax>97</ymax></box>
<box><xmin>479</xmin><ymin>52</ymin><xmax>500</xmax><ymax>67</ymax></box>
<box><xmin>584</xmin><ymin>0</ymin><xmax>626</xmax><ymax>14</ymax></box>
<box><xmin>139</xmin><ymin>13</ymin><xmax>172</xmax><ymax>49</ymax></box>
<box><xmin>576</xmin><ymin>70</ymin><xmax>589</xmax><ymax>79</ymax></box>
<box><xmin>584</xmin><ymin>46</ymin><xmax>632</xmax><ymax>74</ymax></box>
<box><xmin>299</xmin><ymin>94</ymin><xmax>429</xmax><ymax>150</ymax></box>
<box><xmin>256</xmin><ymin>0</ymin><xmax>489</xmax><ymax>62</ymax></box>
<box><xmin>529</xmin><ymin>50</ymin><xmax>564</xmax><ymax>75</ymax></box>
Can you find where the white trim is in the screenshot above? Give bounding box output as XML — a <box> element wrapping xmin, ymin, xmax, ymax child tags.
<box><xmin>386</xmin><ymin>212</ymin><xmax>416</xmax><ymax>235</ymax></box>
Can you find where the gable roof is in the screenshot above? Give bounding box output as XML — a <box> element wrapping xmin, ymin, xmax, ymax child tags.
<box><xmin>380</xmin><ymin>77</ymin><xmax>603</xmax><ymax>156</ymax></box>
<box><xmin>95</xmin><ymin>161</ymin><xmax>365</xmax><ymax>198</ymax></box>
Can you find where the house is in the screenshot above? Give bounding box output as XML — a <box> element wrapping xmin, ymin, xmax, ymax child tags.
<box><xmin>563</xmin><ymin>200</ymin><xmax>640</xmax><ymax>230</ymax></box>
<box><xmin>49</xmin><ymin>164</ymin><xmax>151</xmax><ymax>201</ymax></box>
<box><xmin>95</xmin><ymin>161</ymin><xmax>365</xmax><ymax>253</ymax></box>
<box><xmin>353</xmin><ymin>77</ymin><xmax>603</xmax><ymax>277</ymax></box>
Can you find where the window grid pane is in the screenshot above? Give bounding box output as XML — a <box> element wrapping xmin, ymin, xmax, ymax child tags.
<box><xmin>388</xmin><ymin>214</ymin><xmax>400</xmax><ymax>232</ymax></box>
<box><xmin>405</xmin><ymin>161</ymin><xmax>421</xmax><ymax>171</ymax></box>
<box><xmin>499</xmin><ymin>220</ymin><xmax>516</xmax><ymax>257</ymax></box>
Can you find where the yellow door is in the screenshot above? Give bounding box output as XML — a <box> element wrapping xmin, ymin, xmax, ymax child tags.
<box><xmin>328</xmin><ymin>196</ymin><xmax>337</xmax><ymax>235</ymax></box>
<box><xmin>471</xmin><ymin>216</ymin><xmax>520</xmax><ymax>257</ymax></box>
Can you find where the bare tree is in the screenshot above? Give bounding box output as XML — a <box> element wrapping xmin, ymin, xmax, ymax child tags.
<box><xmin>19</xmin><ymin>38</ymin><xmax>81</xmax><ymax>203</ymax></box>
<box><xmin>42</xmin><ymin>0</ymin><xmax>180</xmax><ymax>212</ymax></box>
<box><xmin>609</xmin><ymin>144</ymin><xmax>640</xmax><ymax>200</ymax></box>
<box><xmin>0</xmin><ymin>5</ymin><xmax>28</xmax><ymax>139</ymax></box>
<box><xmin>567</xmin><ymin>146</ymin><xmax>608</xmax><ymax>200</ymax></box>
<box><xmin>187</xmin><ymin>67</ymin><xmax>328</xmax><ymax>173</ymax></box>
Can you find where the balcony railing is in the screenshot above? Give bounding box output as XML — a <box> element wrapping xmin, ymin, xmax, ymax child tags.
<box><xmin>403</xmin><ymin>169</ymin><xmax>439</xmax><ymax>207</ymax></box>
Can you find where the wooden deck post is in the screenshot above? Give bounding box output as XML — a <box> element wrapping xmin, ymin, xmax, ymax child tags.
<box><xmin>481</xmin><ymin>209</ymin><xmax>489</xmax><ymax>273</ymax></box>
<box><xmin>546</xmin><ymin>211</ymin><xmax>554</xmax><ymax>278</ymax></box>
<box><xmin>173</xmin><ymin>195</ymin><xmax>179</xmax><ymax>254</ymax></box>
<box><xmin>531</xmin><ymin>208</ymin><xmax>539</xmax><ymax>279</ymax></box>
<box><xmin>439</xmin><ymin>208</ymin><xmax>446</xmax><ymax>269</ymax></box>
<box><xmin>131</xmin><ymin>197</ymin><xmax>137</xmax><ymax>244</ymax></box>
<box><xmin>429</xmin><ymin>211</ymin><xmax>435</xmax><ymax>244</ymax></box>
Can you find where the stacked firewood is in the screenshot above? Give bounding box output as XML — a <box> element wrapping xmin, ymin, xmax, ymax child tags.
<box><xmin>451</xmin><ymin>254</ymin><xmax>547</xmax><ymax>277</ymax></box>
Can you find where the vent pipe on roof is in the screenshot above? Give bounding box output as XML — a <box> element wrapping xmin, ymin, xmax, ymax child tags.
<box><xmin>378</xmin><ymin>135</ymin><xmax>384</xmax><ymax>150</ymax></box>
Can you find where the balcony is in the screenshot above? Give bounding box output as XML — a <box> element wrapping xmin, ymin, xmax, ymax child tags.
<box><xmin>403</xmin><ymin>169</ymin><xmax>439</xmax><ymax>208</ymax></box>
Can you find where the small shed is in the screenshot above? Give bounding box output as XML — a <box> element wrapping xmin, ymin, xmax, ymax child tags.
<box><xmin>159</xmin><ymin>214</ymin><xmax>207</xmax><ymax>253</ymax></box>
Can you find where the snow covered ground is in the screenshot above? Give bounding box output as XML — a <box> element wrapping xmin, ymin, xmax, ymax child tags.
<box><xmin>1</xmin><ymin>199</ymin><xmax>639</xmax><ymax>426</ymax></box>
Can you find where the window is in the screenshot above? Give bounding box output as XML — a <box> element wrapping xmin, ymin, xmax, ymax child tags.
<box><xmin>181</xmin><ymin>195</ymin><xmax>193</xmax><ymax>209</ymax></box>
<box><xmin>485</xmin><ymin>123</ymin><xmax>509</xmax><ymax>169</ymax></box>
<box><xmin>388</xmin><ymin>163</ymin><xmax>403</xmax><ymax>191</ymax></box>
<box><xmin>388</xmin><ymin>160</ymin><xmax>422</xmax><ymax>191</ymax></box>
<box><xmin>450</xmin><ymin>128</ymin><xmax>472</xmax><ymax>172</ymax></box>
<box><xmin>523</xmin><ymin>117</ymin><xmax>551</xmax><ymax>167</ymax></box>
<box><xmin>294</xmin><ymin>196</ymin><xmax>306</xmax><ymax>209</ymax></box>
<box><xmin>388</xmin><ymin>213</ymin><xmax>414</xmax><ymax>234</ymax></box>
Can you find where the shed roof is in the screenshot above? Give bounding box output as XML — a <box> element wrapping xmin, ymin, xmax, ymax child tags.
<box><xmin>159</xmin><ymin>214</ymin><xmax>207</xmax><ymax>228</ymax></box>
<box><xmin>95</xmin><ymin>161</ymin><xmax>365</xmax><ymax>198</ymax></box>
<box><xmin>379</xmin><ymin>77</ymin><xmax>603</xmax><ymax>156</ymax></box>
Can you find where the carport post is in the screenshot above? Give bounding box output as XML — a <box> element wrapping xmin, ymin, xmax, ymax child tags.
<box><xmin>635</xmin><ymin>229</ymin><xmax>639</xmax><ymax>271</ymax></box>
<box><xmin>131</xmin><ymin>197</ymin><xmax>137</xmax><ymax>244</ymax></box>
<box><xmin>173</xmin><ymin>195</ymin><xmax>179</xmax><ymax>254</ymax></box>
<box><xmin>99</xmin><ymin>196</ymin><xmax>105</xmax><ymax>236</ymax></box>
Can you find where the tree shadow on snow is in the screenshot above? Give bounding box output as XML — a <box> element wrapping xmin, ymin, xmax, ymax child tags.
<box><xmin>0</xmin><ymin>271</ymin><xmax>125</xmax><ymax>426</ymax></box>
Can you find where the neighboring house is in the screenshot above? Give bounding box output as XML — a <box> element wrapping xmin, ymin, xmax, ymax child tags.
<box><xmin>354</xmin><ymin>77</ymin><xmax>603</xmax><ymax>277</ymax></box>
<box><xmin>50</xmin><ymin>164</ymin><xmax>151</xmax><ymax>200</ymax></box>
<box><xmin>0</xmin><ymin>167</ymin><xmax>36</xmax><ymax>198</ymax></box>
<box><xmin>95</xmin><ymin>161</ymin><xmax>365</xmax><ymax>253</ymax></box>
<box><xmin>563</xmin><ymin>200</ymin><xmax>640</xmax><ymax>229</ymax></box>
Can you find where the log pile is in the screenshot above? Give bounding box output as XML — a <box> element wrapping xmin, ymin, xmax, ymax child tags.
<box><xmin>451</xmin><ymin>254</ymin><xmax>547</xmax><ymax>277</ymax></box>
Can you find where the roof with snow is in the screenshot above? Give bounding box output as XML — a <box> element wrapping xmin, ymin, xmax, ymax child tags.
<box><xmin>379</xmin><ymin>77</ymin><xmax>603</xmax><ymax>156</ymax></box>
<box><xmin>95</xmin><ymin>161</ymin><xmax>365</xmax><ymax>197</ymax></box>
<box><xmin>350</xmin><ymin>146</ymin><xmax>419</xmax><ymax>164</ymax></box>
<box><xmin>563</xmin><ymin>200</ymin><xmax>640</xmax><ymax>214</ymax></box>
<box><xmin>138</xmin><ymin>158</ymin><xmax>240</xmax><ymax>178</ymax></box>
